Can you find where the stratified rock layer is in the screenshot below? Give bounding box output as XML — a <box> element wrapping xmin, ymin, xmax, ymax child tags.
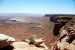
<box><xmin>51</xmin><ymin>18</ymin><xmax>75</xmax><ymax>50</ymax></box>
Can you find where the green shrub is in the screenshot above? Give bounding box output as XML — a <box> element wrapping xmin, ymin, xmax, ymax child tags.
<box><xmin>29</xmin><ymin>37</ymin><xmax>35</xmax><ymax>45</ymax></box>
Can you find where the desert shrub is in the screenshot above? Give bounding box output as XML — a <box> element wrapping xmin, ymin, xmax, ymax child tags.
<box><xmin>29</xmin><ymin>37</ymin><xmax>35</xmax><ymax>45</ymax></box>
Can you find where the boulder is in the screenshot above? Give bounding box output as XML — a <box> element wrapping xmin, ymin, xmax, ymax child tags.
<box><xmin>0</xmin><ymin>34</ymin><xmax>15</xmax><ymax>48</ymax></box>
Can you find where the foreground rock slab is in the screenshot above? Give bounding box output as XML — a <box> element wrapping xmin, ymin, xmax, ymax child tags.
<box><xmin>0</xmin><ymin>34</ymin><xmax>15</xmax><ymax>48</ymax></box>
<box><xmin>12</xmin><ymin>42</ymin><xmax>49</xmax><ymax>50</ymax></box>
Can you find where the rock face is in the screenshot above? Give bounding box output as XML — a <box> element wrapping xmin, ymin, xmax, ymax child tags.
<box><xmin>51</xmin><ymin>20</ymin><xmax>75</xmax><ymax>50</ymax></box>
<box><xmin>0</xmin><ymin>34</ymin><xmax>15</xmax><ymax>48</ymax></box>
<box><xmin>50</xmin><ymin>16</ymin><xmax>73</xmax><ymax>36</ymax></box>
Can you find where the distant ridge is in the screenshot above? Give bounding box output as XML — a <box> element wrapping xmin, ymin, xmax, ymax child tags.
<box><xmin>0</xmin><ymin>13</ymin><xmax>75</xmax><ymax>17</ymax></box>
<box><xmin>45</xmin><ymin>14</ymin><xmax>75</xmax><ymax>17</ymax></box>
<box><xmin>0</xmin><ymin>13</ymin><xmax>44</xmax><ymax>17</ymax></box>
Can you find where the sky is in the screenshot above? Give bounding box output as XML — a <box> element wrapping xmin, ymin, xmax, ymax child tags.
<box><xmin>0</xmin><ymin>0</ymin><xmax>75</xmax><ymax>14</ymax></box>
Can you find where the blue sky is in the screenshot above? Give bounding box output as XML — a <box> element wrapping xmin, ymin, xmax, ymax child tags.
<box><xmin>0</xmin><ymin>0</ymin><xmax>75</xmax><ymax>14</ymax></box>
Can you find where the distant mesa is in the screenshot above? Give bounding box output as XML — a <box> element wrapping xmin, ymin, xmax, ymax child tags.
<box><xmin>45</xmin><ymin>14</ymin><xmax>75</xmax><ymax>36</ymax></box>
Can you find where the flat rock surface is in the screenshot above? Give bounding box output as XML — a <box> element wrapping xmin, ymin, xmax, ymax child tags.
<box><xmin>12</xmin><ymin>42</ymin><xmax>49</xmax><ymax>50</ymax></box>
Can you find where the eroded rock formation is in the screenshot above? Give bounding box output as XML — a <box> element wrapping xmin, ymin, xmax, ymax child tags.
<box><xmin>51</xmin><ymin>19</ymin><xmax>75</xmax><ymax>50</ymax></box>
<box><xmin>50</xmin><ymin>16</ymin><xmax>73</xmax><ymax>36</ymax></box>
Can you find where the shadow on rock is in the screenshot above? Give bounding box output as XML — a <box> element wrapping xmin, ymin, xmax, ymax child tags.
<box><xmin>0</xmin><ymin>45</ymin><xmax>14</xmax><ymax>50</ymax></box>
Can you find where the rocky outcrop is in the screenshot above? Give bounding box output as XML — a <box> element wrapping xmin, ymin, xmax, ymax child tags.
<box><xmin>0</xmin><ymin>34</ymin><xmax>15</xmax><ymax>48</ymax></box>
<box><xmin>12</xmin><ymin>42</ymin><xmax>49</xmax><ymax>50</ymax></box>
<box><xmin>12</xmin><ymin>36</ymin><xmax>49</xmax><ymax>50</ymax></box>
<box><xmin>50</xmin><ymin>16</ymin><xmax>73</xmax><ymax>36</ymax></box>
<box><xmin>51</xmin><ymin>20</ymin><xmax>75</xmax><ymax>50</ymax></box>
<box><xmin>0</xmin><ymin>35</ymin><xmax>48</xmax><ymax>50</ymax></box>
